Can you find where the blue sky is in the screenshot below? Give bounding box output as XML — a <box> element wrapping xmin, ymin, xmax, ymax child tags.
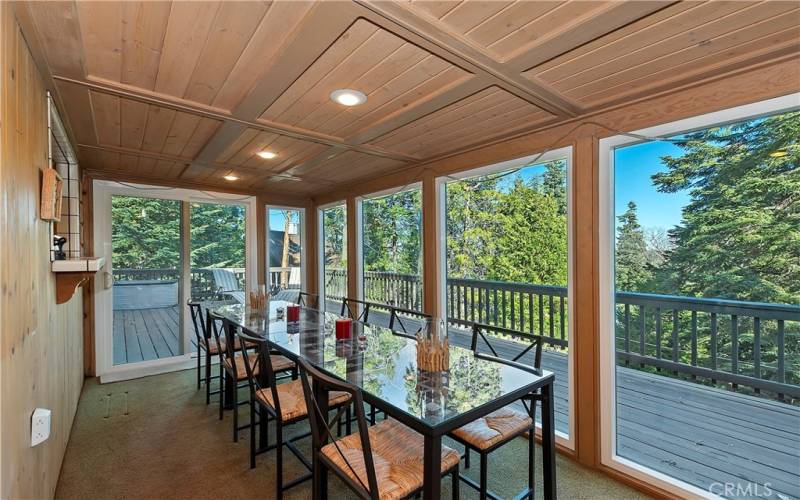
<box><xmin>614</xmin><ymin>141</ymin><xmax>690</xmax><ymax>232</ymax></box>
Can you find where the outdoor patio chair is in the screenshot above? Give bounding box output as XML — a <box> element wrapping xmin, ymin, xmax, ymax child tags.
<box><xmin>209</xmin><ymin>268</ymin><xmax>245</xmax><ymax>303</ymax></box>
<box><xmin>238</xmin><ymin>331</ymin><xmax>351</xmax><ymax>497</ymax></box>
<box><xmin>297</xmin><ymin>357</ymin><xmax>461</xmax><ymax>500</ymax></box>
<box><xmin>448</xmin><ymin>322</ymin><xmax>544</xmax><ymax>500</ymax></box>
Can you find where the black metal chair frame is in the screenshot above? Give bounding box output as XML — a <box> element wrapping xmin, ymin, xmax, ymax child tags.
<box><xmin>208</xmin><ymin>311</ymin><xmax>260</xmax><ymax>442</ymax></box>
<box><xmin>296</xmin><ymin>358</ymin><xmax>460</xmax><ymax>500</ymax></box>
<box><xmin>448</xmin><ymin>322</ymin><xmax>544</xmax><ymax>500</ymax></box>
<box><xmin>340</xmin><ymin>297</ymin><xmax>374</xmax><ymax>323</ymax></box>
<box><xmin>388</xmin><ymin>306</ymin><xmax>432</xmax><ymax>339</ymax></box>
<box><xmin>238</xmin><ymin>331</ymin><xmax>350</xmax><ymax>498</ymax></box>
<box><xmin>188</xmin><ymin>301</ymin><xmax>221</xmax><ymax>404</ymax></box>
<box><xmin>298</xmin><ymin>291</ymin><xmax>319</xmax><ymax>309</ymax></box>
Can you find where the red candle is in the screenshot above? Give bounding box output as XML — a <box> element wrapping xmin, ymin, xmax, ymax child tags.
<box><xmin>287</xmin><ymin>305</ymin><xmax>300</xmax><ymax>322</ymax></box>
<box><xmin>335</xmin><ymin>318</ymin><xmax>352</xmax><ymax>340</ymax></box>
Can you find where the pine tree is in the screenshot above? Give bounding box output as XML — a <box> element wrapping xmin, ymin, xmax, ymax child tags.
<box><xmin>616</xmin><ymin>201</ymin><xmax>651</xmax><ymax>292</ymax></box>
<box><xmin>652</xmin><ymin>111</ymin><xmax>800</xmax><ymax>304</ymax></box>
<box><xmin>541</xmin><ymin>159</ymin><xmax>567</xmax><ymax>215</ymax></box>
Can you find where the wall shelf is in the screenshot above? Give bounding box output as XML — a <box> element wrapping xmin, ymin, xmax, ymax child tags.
<box><xmin>52</xmin><ymin>257</ymin><xmax>104</xmax><ymax>304</ymax></box>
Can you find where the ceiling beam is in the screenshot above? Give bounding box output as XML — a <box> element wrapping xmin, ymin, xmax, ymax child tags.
<box><xmin>52</xmin><ymin>75</ymin><xmax>420</xmax><ymax>163</ymax></box>
<box><xmin>191</xmin><ymin>2</ymin><xmax>365</xmax><ymax>169</ymax></box>
<box><xmin>353</xmin><ymin>0</ymin><xmax>581</xmax><ymax>117</ymax></box>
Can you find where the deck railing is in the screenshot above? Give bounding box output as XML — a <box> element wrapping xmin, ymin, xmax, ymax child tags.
<box><xmin>324</xmin><ymin>269</ymin><xmax>799</xmax><ymax>399</ymax></box>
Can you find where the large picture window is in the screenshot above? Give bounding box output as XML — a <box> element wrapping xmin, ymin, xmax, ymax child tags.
<box><xmin>321</xmin><ymin>204</ymin><xmax>347</xmax><ymax>311</ymax></box>
<box><xmin>600</xmin><ymin>96</ymin><xmax>799</xmax><ymax>498</ymax></box>
<box><xmin>441</xmin><ymin>147</ymin><xmax>574</xmax><ymax>443</ymax></box>
<box><xmin>360</xmin><ymin>187</ymin><xmax>423</xmax><ymax>317</ymax></box>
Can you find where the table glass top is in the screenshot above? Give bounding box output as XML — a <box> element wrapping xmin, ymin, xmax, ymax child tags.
<box><xmin>213</xmin><ymin>301</ymin><xmax>552</xmax><ymax>429</ymax></box>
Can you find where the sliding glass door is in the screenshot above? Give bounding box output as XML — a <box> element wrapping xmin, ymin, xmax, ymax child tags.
<box><xmin>111</xmin><ymin>195</ymin><xmax>184</xmax><ymax>366</ymax></box>
<box><xmin>189</xmin><ymin>201</ymin><xmax>247</xmax><ymax>305</ymax></box>
<box><xmin>94</xmin><ymin>181</ymin><xmax>256</xmax><ymax>381</ymax></box>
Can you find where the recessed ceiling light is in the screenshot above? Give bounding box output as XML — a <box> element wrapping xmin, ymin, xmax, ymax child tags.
<box><xmin>257</xmin><ymin>151</ymin><xmax>277</xmax><ymax>160</ymax></box>
<box><xmin>330</xmin><ymin>89</ymin><xmax>367</xmax><ymax>107</ymax></box>
<box><xmin>223</xmin><ymin>174</ymin><xmax>239</xmax><ymax>181</ymax></box>
<box><xmin>769</xmin><ymin>150</ymin><xmax>788</xmax><ymax>158</ymax></box>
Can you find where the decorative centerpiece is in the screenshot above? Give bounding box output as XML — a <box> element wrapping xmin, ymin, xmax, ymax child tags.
<box><xmin>249</xmin><ymin>286</ymin><xmax>267</xmax><ymax>310</ymax></box>
<box><xmin>416</xmin><ymin>317</ymin><xmax>449</xmax><ymax>371</ymax></box>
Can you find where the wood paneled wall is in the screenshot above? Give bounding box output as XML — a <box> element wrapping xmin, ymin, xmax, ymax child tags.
<box><xmin>1</xmin><ymin>5</ymin><xmax>85</xmax><ymax>499</ymax></box>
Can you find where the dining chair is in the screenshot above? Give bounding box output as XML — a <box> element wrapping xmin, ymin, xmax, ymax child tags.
<box><xmin>298</xmin><ymin>291</ymin><xmax>318</xmax><ymax>308</ymax></box>
<box><xmin>237</xmin><ymin>332</ymin><xmax>351</xmax><ymax>498</ymax></box>
<box><xmin>189</xmin><ymin>304</ymin><xmax>240</xmax><ymax>404</ymax></box>
<box><xmin>448</xmin><ymin>322</ymin><xmax>543</xmax><ymax>500</ymax></box>
<box><xmin>297</xmin><ymin>357</ymin><xmax>461</xmax><ymax>499</ymax></box>
<box><xmin>211</xmin><ymin>314</ymin><xmax>293</xmax><ymax>442</ymax></box>
<box><xmin>388</xmin><ymin>306</ymin><xmax>432</xmax><ymax>339</ymax></box>
<box><xmin>340</xmin><ymin>297</ymin><xmax>373</xmax><ymax>323</ymax></box>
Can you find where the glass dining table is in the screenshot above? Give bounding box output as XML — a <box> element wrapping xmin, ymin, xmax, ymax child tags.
<box><xmin>213</xmin><ymin>300</ymin><xmax>557</xmax><ymax>500</ymax></box>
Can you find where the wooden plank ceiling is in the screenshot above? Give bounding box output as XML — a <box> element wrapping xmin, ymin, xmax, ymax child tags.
<box><xmin>21</xmin><ymin>0</ymin><xmax>800</xmax><ymax>197</ymax></box>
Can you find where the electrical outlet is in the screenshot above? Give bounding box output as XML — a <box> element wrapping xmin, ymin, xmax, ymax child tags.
<box><xmin>31</xmin><ymin>408</ymin><xmax>51</xmax><ymax>447</ymax></box>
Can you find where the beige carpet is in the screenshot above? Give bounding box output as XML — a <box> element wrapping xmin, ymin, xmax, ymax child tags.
<box><xmin>55</xmin><ymin>369</ymin><xmax>648</xmax><ymax>499</ymax></box>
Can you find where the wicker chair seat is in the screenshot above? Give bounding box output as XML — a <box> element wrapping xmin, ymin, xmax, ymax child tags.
<box><xmin>256</xmin><ymin>379</ymin><xmax>349</xmax><ymax>423</ymax></box>
<box><xmin>201</xmin><ymin>336</ymin><xmax>240</xmax><ymax>355</ymax></box>
<box><xmin>451</xmin><ymin>406</ymin><xmax>532</xmax><ymax>451</ymax></box>
<box><xmin>321</xmin><ymin>419</ymin><xmax>460</xmax><ymax>499</ymax></box>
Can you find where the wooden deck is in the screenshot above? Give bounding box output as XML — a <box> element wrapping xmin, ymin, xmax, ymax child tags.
<box><xmin>118</xmin><ymin>303</ymin><xmax>799</xmax><ymax>498</ymax></box>
<box><xmin>112</xmin><ymin>306</ymin><xmax>191</xmax><ymax>365</ymax></box>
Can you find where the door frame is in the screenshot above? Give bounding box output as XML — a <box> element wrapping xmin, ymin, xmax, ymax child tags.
<box><xmin>93</xmin><ymin>180</ymin><xmax>257</xmax><ymax>382</ymax></box>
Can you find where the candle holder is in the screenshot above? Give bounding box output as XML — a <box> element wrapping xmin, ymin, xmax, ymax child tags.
<box><xmin>286</xmin><ymin>304</ymin><xmax>300</xmax><ymax>322</ymax></box>
<box><xmin>335</xmin><ymin>318</ymin><xmax>352</xmax><ymax>340</ymax></box>
<box><xmin>416</xmin><ymin>317</ymin><xmax>449</xmax><ymax>372</ymax></box>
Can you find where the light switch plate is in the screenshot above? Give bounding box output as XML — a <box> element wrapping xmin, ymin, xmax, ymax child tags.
<box><xmin>31</xmin><ymin>408</ymin><xmax>51</xmax><ymax>447</ymax></box>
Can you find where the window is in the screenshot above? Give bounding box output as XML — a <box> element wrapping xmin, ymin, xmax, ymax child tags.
<box><xmin>441</xmin><ymin>147</ymin><xmax>574</xmax><ymax>444</ymax></box>
<box><xmin>267</xmin><ymin>207</ymin><xmax>303</xmax><ymax>293</ymax></box>
<box><xmin>600</xmin><ymin>95</ymin><xmax>799</xmax><ymax>498</ymax></box>
<box><xmin>361</xmin><ymin>187</ymin><xmax>423</xmax><ymax>316</ymax></box>
<box><xmin>321</xmin><ymin>204</ymin><xmax>347</xmax><ymax>311</ymax></box>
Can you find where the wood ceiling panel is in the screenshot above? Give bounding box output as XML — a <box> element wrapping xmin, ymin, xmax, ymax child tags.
<box><xmin>89</xmin><ymin>93</ymin><xmax>221</xmax><ymax>158</ymax></box>
<box><xmin>309</xmin><ymin>151</ymin><xmax>409</xmax><ymax>184</ymax></box>
<box><xmin>369</xmin><ymin>86</ymin><xmax>553</xmax><ymax>158</ymax></box>
<box><xmin>181</xmin><ymin>1</ymin><xmax>269</xmax><ymax>104</ymax></box>
<box><xmin>120</xmin><ymin>2</ymin><xmax>172</xmax><ymax>89</ymax></box>
<box><xmin>258</xmin><ymin>18</ymin><xmax>473</xmax><ymax>138</ymax></box>
<box><xmin>79</xmin><ymin>146</ymin><xmax>185</xmax><ymax>179</ymax></box>
<box><xmin>214</xmin><ymin>128</ymin><xmax>329</xmax><ymax>171</ymax></box>
<box><xmin>408</xmin><ymin>0</ymin><xmax>612</xmax><ymax>61</ymax></box>
<box><xmin>526</xmin><ymin>1</ymin><xmax>800</xmax><ymax>106</ymax></box>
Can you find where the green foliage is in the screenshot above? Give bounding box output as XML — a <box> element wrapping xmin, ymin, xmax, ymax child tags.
<box><xmin>446</xmin><ymin>160</ymin><xmax>568</xmax><ymax>286</ymax></box>
<box><xmin>615</xmin><ymin>202</ymin><xmax>652</xmax><ymax>292</ymax></box>
<box><xmin>111</xmin><ymin>196</ymin><xmax>181</xmax><ymax>269</ymax></box>
<box><xmin>652</xmin><ymin>111</ymin><xmax>800</xmax><ymax>304</ymax></box>
<box><xmin>111</xmin><ymin>196</ymin><xmax>245</xmax><ymax>270</ymax></box>
<box><xmin>189</xmin><ymin>203</ymin><xmax>246</xmax><ymax>268</ymax></box>
<box><xmin>323</xmin><ymin>205</ymin><xmax>347</xmax><ymax>268</ymax></box>
<box><xmin>362</xmin><ymin>190</ymin><xmax>421</xmax><ymax>274</ymax></box>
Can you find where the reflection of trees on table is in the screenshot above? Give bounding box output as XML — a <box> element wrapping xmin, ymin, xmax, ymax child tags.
<box><xmin>403</xmin><ymin>348</ymin><xmax>502</xmax><ymax>419</ymax></box>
